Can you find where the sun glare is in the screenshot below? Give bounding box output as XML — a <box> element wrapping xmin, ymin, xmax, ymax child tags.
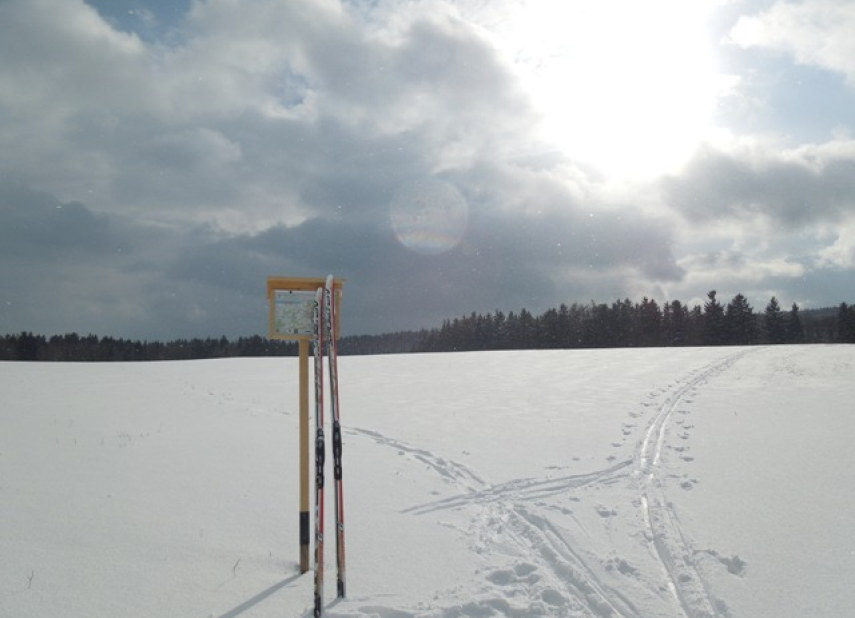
<box><xmin>491</xmin><ymin>0</ymin><xmax>721</xmax><ymax>180</ymax></box>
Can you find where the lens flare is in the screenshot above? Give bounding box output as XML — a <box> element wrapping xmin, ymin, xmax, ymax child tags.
<box><xmin>390</xmin><ymin>179</ymin><xmax>469</xmax><ymax>256</ymax></box>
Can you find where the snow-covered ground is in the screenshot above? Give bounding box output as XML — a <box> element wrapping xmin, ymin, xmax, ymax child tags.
<box><xmin>2</xmin><ymin>345</ymin><xmax>854</xmax><ymax>617</ymax></box>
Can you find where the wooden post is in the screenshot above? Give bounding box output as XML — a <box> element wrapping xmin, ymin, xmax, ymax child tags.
<box><xmin>298</xmin><ymin>337</ymin><xmax>310</xmax><ymax>573</ymax></box>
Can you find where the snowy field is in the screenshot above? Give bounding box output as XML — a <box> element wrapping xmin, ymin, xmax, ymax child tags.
<box><xmin>2</xmin><ymin>345</ymin><xmax>854</xmax><ymax>618</ymax></box>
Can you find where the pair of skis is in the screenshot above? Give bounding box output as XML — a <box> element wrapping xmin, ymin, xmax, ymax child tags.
<box><xmin>313</xmin><ymin>275</ymin><xmax>346</xmax><ymax>618</ymax></box>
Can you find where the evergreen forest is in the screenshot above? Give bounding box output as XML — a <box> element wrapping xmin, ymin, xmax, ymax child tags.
<box><xmin>413</xmin><ymin>293</ymin><xmax>855</xmax><ymax>352</ymax></box>
<box><xmin>2</xmin><ymin>292</ymin><xmax>854</xmax><ymax>361</ymax></box>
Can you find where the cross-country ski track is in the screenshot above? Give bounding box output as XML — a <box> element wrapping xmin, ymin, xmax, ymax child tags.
<box><xmin>346</xmin><ymin>349</ymin><xmax>755</xmax><ymax>618</ymax></box>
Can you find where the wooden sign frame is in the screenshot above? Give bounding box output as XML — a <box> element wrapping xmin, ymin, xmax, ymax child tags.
<box><xmin>267</xmin><ymin>276</ymin><xmax>343</xmax><ymax>340</ymax></box>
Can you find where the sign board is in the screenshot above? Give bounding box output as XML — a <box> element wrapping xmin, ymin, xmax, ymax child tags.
<box><xmin>267</xmin><ymin>276</ymin><xmax>344</xmax><ymax>341</ymax></box>
<box><xmin>272</xmin><ymin>290</ymin><xmax>316</xmax><ymax>338</ymax></box>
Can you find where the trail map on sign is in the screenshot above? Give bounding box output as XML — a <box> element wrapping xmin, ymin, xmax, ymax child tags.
<box><xmin>273</xmin><ymin>290</ymin><xmax>316</xmax><ymax>337</ymax></box>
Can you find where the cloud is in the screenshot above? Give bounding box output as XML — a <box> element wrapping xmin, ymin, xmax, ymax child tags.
<box><xmin>656</xmin><ymin>135</ymin><xmax>855</xmax><ymax>308</ymax></box>
<box><xmin>0</xmin><ymin>182</ymin><xmax>266</xmax><ymax>340</ymax></box>
<box><xmin>1</xmin><ymin>0</ymin><xmax>575</xmax><ymax>338</ymax></box>
<box><xmin>679</xmin><ymin>249</ymin><xmax>806</xmax><ymax>285</ymax></box>
<box><xmin>157</xmin><ymin>167</ymin><xmax>685</xmax><ymax>335</ymax></box>
<box><xmin>729</xmin><ymin>0</ymin><xmax>855</xmax><ymax>85</ymax></box>
<box><xmin>0</xmin><ymin>0</ymin><xmax>149</xmax><ymax>128</ymax></box>
<box><xmin>662</xmin><ymin>139</ymin><xmax>855</xmax><ymax>228</ymax></box>
<box><xmin>2</xmin><ymin>0</ymin><xmax>853</xmax><ymax>340</ymax></box>
<box><xmin>0</xmin><ymin>181</ymin><xmax>117</xmax><ymax>259</ymax></box>
<box><xmin>817</xmin><ymin>219</ymin><xmax>855</xmax><ymax>269</ymax></box>
<box><xmin>0</xmin><ymin>180</ymin><xmax>177</xmax><ymax>337</ymax></box>
<box><xmin>0</xmin><ymin>0</ymin><xmax>535</xmax><ymax>224</ymax></box>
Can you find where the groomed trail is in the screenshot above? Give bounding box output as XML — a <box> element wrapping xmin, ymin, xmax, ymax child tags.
<box><xmin>344</xmin><ymin>349</ymin><xmax>755</xmax><ymax>618</ymax></box>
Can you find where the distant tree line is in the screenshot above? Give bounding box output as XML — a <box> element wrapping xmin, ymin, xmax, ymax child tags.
<box><xmin>412</xmin><ymin>293</ymin><xmax>855</xmax><ymax>352</ymax></box>
<box><xmin>0</xmin><ymin>330</ymin><xmax>420</xmax><ymax>362</ymax></box>
<box><xmin>3</xmin><ymin>295</ymin><xmax>853</xmax><ymax>361</ymax></box>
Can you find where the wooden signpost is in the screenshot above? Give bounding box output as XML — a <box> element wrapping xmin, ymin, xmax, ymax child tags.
<box><xmin>266</xmin><ymin>276</ymin><xmax>344</xmax><ymax>574</ymax></box>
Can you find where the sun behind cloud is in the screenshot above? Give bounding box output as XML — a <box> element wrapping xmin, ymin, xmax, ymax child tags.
<box><xmin>478</xmin><ymin>0</ymin><xmax>725</xmax><ymax>180</ymax></box>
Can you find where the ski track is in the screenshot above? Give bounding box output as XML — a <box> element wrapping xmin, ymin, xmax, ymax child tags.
<box><xmin>344</xmin><ymin>349</ymin><xmax>754</xmax><ymax>618</ymax></box>
<box><xmin>347</xmin><ymin>427</ymin><xmax>486</xmax><ymax>489</ymax></box>
<box><xmin>403</xmin><ymin>459</ymin><xmax>633</xmax><ymax>515</ymax></box>
<box><xmin>350</xmin><ymin>428</ymin><xmax>640</xmax><ymax>615</ymax></box>
<box><xmin>633</xmin><ymin>349</ymin><xmax>755</xmax><ymax>618</ymax></box>
<box><xmin>507</xmin><ymin>505</ymin><xmax>640</xmax><ymax>618</ymax></box>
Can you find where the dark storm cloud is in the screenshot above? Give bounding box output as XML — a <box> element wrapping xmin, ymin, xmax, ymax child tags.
<box><xmin>664</xmin><ymin>143</ymin><xmax>855</xmax><ymax>228</ymax></box>
<box><xmin>463</xmin><ymin>206</ymin><xmax>683</xmax><ymax>282</ymax></box>
<box><xmin>0</xmin><ymin>181</ymin><xmax>117</xmax><ymax>258</ymax></box>
<box><xmin>0</xmin><ymin>180</ymin><xmax>265</xmax><ymax>340</ymax></box>
<box><xmin>164</xmin><ymin>217</ymin><xmax>435</xmax><ymax>334</ymax></box>
<box><xmin>158</xmin><ymin>179</ymin><xmax>685</xmax><ymax>336</ymax></box>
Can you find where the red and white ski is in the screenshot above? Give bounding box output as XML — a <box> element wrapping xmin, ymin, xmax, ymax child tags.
<box><xmin>324</xmin><ymin>274</ymin><xmax>346</xmax><ymax>599</ymax></box>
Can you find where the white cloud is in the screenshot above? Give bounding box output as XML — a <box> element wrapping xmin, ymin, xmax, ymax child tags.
<box><xmin>0</xmin><ymin>0</ymin><xmax>148</xmax><ymax>115</ymax></box>
<box><xmin>679</xmin><ymin>249</ymin><xmax>806</xmax><ymax>282</ymax></box>
<box><xmin>0</xmin><ymin>0</ymin><xmax>538</xmax><ymax>216</ymax></box>
<box><xmin>817</xmin><ymin>219</ymin><xmax>855</xmax><ymax>268</ymax></box>
<box><xmin>729</xmin><ymin>0</ymin><xmax>855</xmax><ymax>85</ymax></box>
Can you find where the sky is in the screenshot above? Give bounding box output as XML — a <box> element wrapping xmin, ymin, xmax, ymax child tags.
<box><xmin>1</xmin><ymin>0</ymin><xmax>854</xmax><ymax>339</ymax></box>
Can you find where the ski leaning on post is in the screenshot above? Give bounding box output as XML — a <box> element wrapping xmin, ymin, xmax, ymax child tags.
<box><xmin>312</xmin><ymin>287</ymin><xmax>325</xmax><ymax>618</ymax></box>
<box><xmin>312</xmin><ymin>276</ymin><xmax>346</xmax><ymax>617</ymax></box>
<box><xmin>324</xmin><ymin>274</ymin><xmax>347</xmax><ymax>599</ymax></box>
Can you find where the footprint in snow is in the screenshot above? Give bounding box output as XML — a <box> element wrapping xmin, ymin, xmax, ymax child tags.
<box><xmin>595</xmin><ymin>505</ymin><xmax>617</xmax><ymax>518</ymax></box>
<box><xmin>696</xmin><ymin>550</ymin><xmax>747</xmax><ymax>576</ymax></box>
<box><xmin>604</xmin><ymin>556</ymin><xmax>638</xmax><ymax>576</ymax></box>
<box><xmin>541</xmin><ymin>588</ymin><xmax>567</xmax><ymax>607</ymax></box>
<box><xmin>486</xmin><ymin>563</ymin><xmax>540</xmax><ymax>586</ymax></box>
